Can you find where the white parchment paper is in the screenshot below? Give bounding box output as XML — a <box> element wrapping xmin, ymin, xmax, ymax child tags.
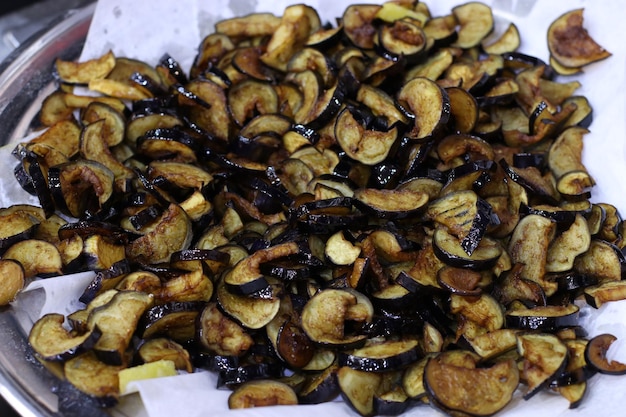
<box><xmin>3</xmin><ymin>0</ymin><xmax>626</xmax><ymax>416</ymax></box>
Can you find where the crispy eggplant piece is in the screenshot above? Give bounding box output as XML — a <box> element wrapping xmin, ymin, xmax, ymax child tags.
<box><xmin>0</xmin><ymin>259</ymin><xmax>25</xmax><ymax>305</ymax></box>
<box><xmin>585</xmin><ymin>333</ymin><xmax>626</xmax><ymax>375</ymax></box>
<box><xmin>29</xmin><ymin>313</ymin><xmax>101</xmax><ymax>362</ymax></box>
<box><xmin>451</xmin><ymin>2</ymin><xmax>494</xmax><ymax>49</ymax></box>
<box><xmin>335</xmin><ymin>106</ymin><xmax>400</xmax><ymax>166</ymax></box>
<box><xmin>3</xmin><ymin>239</ymin><xmax>63</xmax><ymax>278</ymax></box>
<box><xmin>224</xmin><ymin>241</ymin><xmax>300</xmax><ymax>295</ymax></box>
<box><xmin>376</xmin><ymin>19</ymin><xmax>427</xmax><ymax>63</ymax></box>
<box><xmin>450</xmin><ymin>293</ymin><xmax>504</xmax><ymax>332</ymax></box>
<box><xmin>424</xmin><ymin>355</ymin><xmax>518</xmax><ymax>416</ymax></box>
<box><xmin>63</xmin><ymin>351</ymin><xmax>123</xmax><ymax>408</ymax></box>
<box><xmin>546</xmin><ymin>214</ymin><xmax>590</xmax><ymax>273</ymax></box>
<box><xmin>228</xmin><ymin>79</ymin><xmax>278</xmax><ymax>127</ymax></box>
<box><xmin>48</xmin><ymin>160</ymin><xmax>115</xmax><ymax>218</ymax></box>
<box><xmin>548</xmin><ymin>126</ymin><xmax>595</xmax><ymax>196</ymax></box>
<box><xmin>342</xmin><ymin>4</ymin><xmax>381</xmax><ymax>50</ymax></box>
<box><xmin>547</xmin><ymin>8</ymin><xmax>611</xmax><ymax>69</ymax></box>
<box><xmin>338</xmin><ymin>339</ymin><xmax>420</xmax><ymax>373</ymax></box>
<box><xmin>137</xmin><ymin>338</ymin><xmax>193</xmax><ymax>372</ymax></box>
<box><xmin>584</xmin><ymin>280</ymin><xmax>626</xmax><ymax>309</ymax></box>
<box><xmin>432</xmin><ymin>227</ymin><xmax>502</xmax><ymax>271</ymax></box>
<box><xmin>55</xmin><ymin>50</ymin><xmax>115</xmax><ymax>85</ymax></box>
<box><xmin>0</xmin><ymin>210</ymin><xmax>39</xmax><ymax>252</ymax></box>
<box><xmin>482</xmin><ymin>22</ymin><xmax>520</xmax><ymax>54</ymax></box>
<box><xmin>507</xmin><ymin>214</ymin><xmax>558</xmax><ymax>295</ymax></box>
<box><xmin>517</xmin><ymin>333</ymin><xmax>568</xmax><ymax>399</ymax></box>
<box><xmin>301</xmin><ymin>288</ymin><xmax>373</xmax><ymax>348</ymax></box>
<box><xmin>260</xmin><ymin>4</ymin><xmax>321</xmax><ymax>71</ymax></box>
<box><xmin>126</xmin><ymin>203</ymin><xmax>193</xmax><ymax>264</ymax></box>
<box><xmin>574</xmin><ymin>239</ymin><xmax>625</xmax><ymax>283</ymax></box>
<box><xmin>197</xmin><ymin>302</ymin><xmax>253</xmax><ymax>357</ymax></box>
<box><xmin>427</xmin><ymin>190</ymin><xmax>495</xmax><ymax>256</ymax></box>
<box><xmin>141</xmin><ymin>301</ymin><xmax>205</xmax><ymax>342</ymax></box>
<box><xmin>337</xmin><ymin>366</ymin><xmax>382</xmax><ymax>417</ymax></box>
<box><xmin>397</xmin><ymin>77</ymin><xmax>450</xmax><ymax>140</ymax></box>
<box><xmin>465</xmin><ymin>328</ymin><xmax>519</xmax><ymax>360</ymax></box>
<box><xmin>217</xmin><ymin>277</ymin><xmax>281</xmax><ymax>330</ymax></box>
<box><xmin>87</xmin><ymin>291</ymin><xmax>154</xmax><ymax>365</ymax></box>
<box><xmin>298</xmin><ymin>364</ymin><xmax>340</xmax><ymax>404</ymax></box>
<box><xmin>228</xmin><ymin>379</ymin><xmax>298</xmax><ymax>409</ymax></box>
<box><xmin>353</xmin><ymin>187</ymin><xmax>428</xmax><ymax>219</ymax></box>
<box><xmin>506</xmin><ymin>304</ymin><xmax>579</xmax><ymax>331</ymax></box>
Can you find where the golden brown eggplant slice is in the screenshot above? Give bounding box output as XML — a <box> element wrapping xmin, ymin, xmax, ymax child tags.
<box><xmin>547</xmin><ymin>8</ymin><xmax>611</xmax><ymax>69</ymax></box>
<box><xmin>424</xmin><ymin>355</ymin><xmax>519</xmax><ymax>416</ymax></box>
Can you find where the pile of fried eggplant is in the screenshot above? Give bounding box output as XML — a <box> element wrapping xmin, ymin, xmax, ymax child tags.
<box><xmin>0</xmin><ymin>1</ymin><xmax>624</xmax><ymax>416</ymax></box>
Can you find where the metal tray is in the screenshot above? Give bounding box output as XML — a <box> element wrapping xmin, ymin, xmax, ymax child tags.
<box><xmin>0</xmin><ymin>4</ymin><xmax>95</xmax><ymax>416</ymax></box>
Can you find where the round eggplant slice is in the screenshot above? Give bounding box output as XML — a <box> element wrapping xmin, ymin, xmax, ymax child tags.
<box><xmin>301</xmin><ymin>288</ymin><xmax>373</xmax><ymax>348</ymax></box>
<box><xmin>445</xmin><ymin>88</ymin><xmax>479</xmax><ymax>134</ymax></box>
<box><xmin>352</xmin><ymin>187</ymin><xmax>429</xmax><ymax>219</ymax></box>
<box><xmin>505</xmin><ymin>304</ymin><xmax>579</xmax><ymax>331</ymax></box>
<box><xmin>126</xmin><ymin>203</ymin><xmax>193</xmax><ymax>264</ymax></box>
<box><xmin>216</xmin><ymin>278</ymin><xmax>281</xmax><ymax>330</ymax></box>
<box><xmin>140</xmin><ymin>301</ymin><xmax>205</xmax><ymax>343</ymax></box>
<box><xmin>338</xmin><ymin>339</ymin><xmax>420</xmax><ymax>373</ymax></box>
<box><xmin>48</xmin><ymin>160</ymin><xmax>115</xmax><ymax>219</ymax></box>
<box><xmin>223</xmin><ymin>241</ymin><xmax>300</xmax><ymax>295</ymax></box>
<box><xmin>452</xmin><ymin>2</ymin><xmax>494</xmax><ymax>48</ymax></box>
<box><xmin>227</xmin><ymin>79</ymin><xmax>279</xmax><ymax>127</ymax></box>
<box><xmin>337</xmin><ymin>366</ymin><xmax>382</xmax><ymax>417</ymax></box>
<box><xmin>376</xmin><ymin>19</ymin><xmax>427</xmax><ymax>63</ymax></box>
<box><xmin>424</xmin><ymin>356</ymin><xmax>519</xmax><ymax>416</ymax></box>
<box><xmin>334</xmin><ymin>107</ymin><xmax>400</xmax><ymax>166</ymax></box>
<box><xmin>63</xmin><ymin>351</ymin><xmax>123</xmax><ymax>408</ymax></box>
<box><xmin>197</xmin><ymin>302</ymin><xmax>254</xmax><ymax>357</ymax></box>
<box><xmin>584</xmin><ymin>333</ymin><xmax>626</xmax><ymax>375</ymax></box>
<box><xmin>0</xmin><ymin>259</ymin><xmax>25</xmax><ymax>305</ymax></box>
<box><xmin>397</xmin><ymin>77</ymin><xmax>450</xmax><ymax>141</ymax></box>
<box><xmin>29</xmin><ymin>313</ymin><xmax>101</xmax><ymax>362</ymax></box>
<box><xmin>342</xmin><ymin>4</ymin><xmax>381</xmax><ymax>50</ymax></box>
<box><xmin>298</xmin><ymin>364</ymin><xmax>340</xmax><ymax>404</ymax></box>
<box><xmin>432</xmin><ymin>227</ymin><xmax>502</xmax><ymax>271</ymax></box>
<box><xmin>547</xmin><ymin>8</ymin><xmax>611</xmax><ymax>69</ymax></box>
<box><xmin>228</xmin><ymin>379</ymin><xmax>298</xmax><ymax>409</ymax></box>
<box><xmin>517</xmin><ymin>333</ymin><xmax>568</xmax><ymax>399</ymax></box>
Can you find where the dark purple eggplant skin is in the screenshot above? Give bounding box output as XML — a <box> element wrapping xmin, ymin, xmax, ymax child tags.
<box><xmin>298</xmin><ymin>368</ymin><xmax>340</xmax><ymax>405</ymax></box>
<box><xmin>373</xmin><ymin>394</ymin><xmax>411</xmax><ymax>416</ymax></box>
<box><xmin>217</xmin><ymin>362</ymin><xmax>284</xmax><ymax>388</ymax></box>
<box><xmin>78</xmin><ymin>259</ymin><xmax>132</xmax><ymax>304</ymax></box>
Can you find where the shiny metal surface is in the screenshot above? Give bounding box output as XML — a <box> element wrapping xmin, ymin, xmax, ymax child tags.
<box><xmin>0</xmin><ymin>2</ymin><xmax>94</xmax><ymax>146</ymax></box>
<box><xmin>0</xmin><ymin>4</ymin><xmax>95</xmax><ymax>416</ymax></box>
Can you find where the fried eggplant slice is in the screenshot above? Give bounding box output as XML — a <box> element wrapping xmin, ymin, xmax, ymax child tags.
<box><xmin>29</xmin><ymin>313</ymin><xmax>101</xmax><ymax>361</ymax></box>
<box><xmin>397</xmin><ymin>77</ymin><xmax>450</xmax><ymax>140</ymax></box>
<box><xmin>301</xmin><ymin>288</ymin><xmax>373</xmax><ymax>348</ymax></box>
<box><xmin>337</xmin><ymin>366</ymin><xmax>382</xmax><ymax>417</ymax></box>
<box><xmin>126</xmin><ymin>203</ymin><xmax>192</xmax><ymax>264</ymax></box>
<box><xmin>517</xmin><ymin>333</ymin><xmax>568</xmax><ymax>399</ymax></box>
<box><xmin>228</xmin><ymin>379</ymin><xmax>298</xmax><ymax>409</ymax></box>
<box><xmin>197</xmin><ymin>302</ymin><xmax>254</xmax><ymax>357</ymax></box>
<box><xmin>424</xmin><ymin>355</ymin><xmax>518</xmax><ymax>416</ymax></box>
<box><xmin>506</xmin><ymin>304</ymin><xmax>579</xmax><ymax>331</ymax></box>
<box><xmin>547</xmin><ymin>8</ymin><xmax>611</xmax><ymax>69</ymax></box>
<box><xmin>87</xmin><ymin>291</ymin><xmax>153</xmax><ymax>365</ymax></box>
<box><xmin>585</xmin><ymin>333</ymin><xmax>626</xmax><ymax>375</ymax></box>
<box><xmin>0</xmin><ymin>259</ymin><xmax>25</xmax><ymax>305</ymax></box>
<box><xmin>55</xmin><ymin>50</ymin><xmax>116</xmax><ymax>85</ymax></box>
<box><xmin>63</xmin><ymin>351</ymin><xmax>123</xmax><ymax>407</ymax></box>
<box><xmin>338</xmin><ymin>339</ymin><xmax>420</xmax><ymax>373</ymax></box>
